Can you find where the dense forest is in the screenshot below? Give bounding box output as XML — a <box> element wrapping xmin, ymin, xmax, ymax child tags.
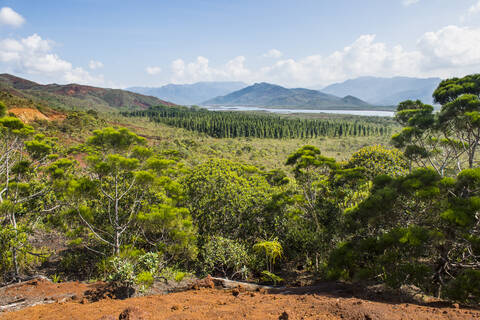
<box><xmin>1</xmin><ymin>74</ymin><xmax>480</xmax><ymax>306</ymax></box>
<box><xmin>122</xmin><ymin>106</ymin><xmax>394</xmax><ymax>139</ymax></box>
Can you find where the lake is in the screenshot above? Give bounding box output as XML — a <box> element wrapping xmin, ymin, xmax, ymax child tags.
<box><xmin>203</xmin><ymin>105</ymin><xmax>395</xmax><ymax>117</ymax></box>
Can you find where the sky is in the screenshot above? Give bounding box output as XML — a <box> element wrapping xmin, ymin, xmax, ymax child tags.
<box><xmin>1</xmin><ymin>0</ymin><xmax>480</xmax><ymax>89</ymax></box>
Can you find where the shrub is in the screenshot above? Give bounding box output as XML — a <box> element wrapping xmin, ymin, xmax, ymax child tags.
<box><xmin>107</xmin><ymin>257</ymin><xmax>135</xmax><ymax>288</ymax></box>
<box><xmin>202</xmin><ymin>236</ymin><xmax>250</xmax><ymax>280</ymax></box>
<box><xmin>136</xmin><ymin>252</ymin><xmax>161</xmax><ymax>274</ymax></box>
<box><xmin>445</xmin><ymin>270</ymin><xmax>480</xmax><ymax>304</ymax></box>
<box><xmin>261</xmin><ymin>270</ymin><xmax>284</xmax><ymax>285</ymax></box>
<box><xmin>174</xmin><ymin>271</ymin><xmax>186</xmax><ymax>282</ymax></box>
<box><xmin>347</xmin><ymin>145</ymin><xmax>408</xmax><ymax>179</ymax></box>
<box><xmin>136</xmin><ymin>271</ymin><xmax>154</xmax><ymax>290</ymax></box>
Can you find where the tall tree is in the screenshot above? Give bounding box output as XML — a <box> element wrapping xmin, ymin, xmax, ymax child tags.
<box><xmin>434</xmin><ymin>74</ymin><xmax>480</xmax><ymax>169</ymax></box>
<box><xmin>392</xmin><ymin>100</ymin><xmax>463</xmax><ymax>177</ymax></box>
<box><xmin>0</xmin><ymin>110</ymin><xmax>68</xmax><ymax>280</ymax></box>
<box><xmin>69</xmin><ymin>127</ymin><xmax>195</xmax><ymax>257</ymax></box>
<box><xmin>285</xmin><ymin>145</ymin><xmax>341</xmax><ymax>267</ymax></box>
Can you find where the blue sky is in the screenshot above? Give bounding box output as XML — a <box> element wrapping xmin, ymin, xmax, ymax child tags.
<box><xmin>1</xmin><ymin>0</ymin><xmax>480</xmax><ymax>88</ymax></box>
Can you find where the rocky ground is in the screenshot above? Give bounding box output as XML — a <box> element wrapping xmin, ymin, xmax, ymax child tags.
<box><xmin>1</xmin><ymin>277</ymin><xmax>479</xmax><ymax>320</ymax></box>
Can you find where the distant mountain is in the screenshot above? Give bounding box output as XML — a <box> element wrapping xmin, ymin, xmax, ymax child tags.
<box><xmin>322</xmin><ymin>76</ymin><xmax>441</xmax><ymax>106</ymax></box>
<box><xmin>0</xmin><ymin>73</ymin><xmax>175</xmax><ymax>112</ymax></box>
<box><xmin>202</xmin><ymin>82</ymin><xmax>383</xmax><ymax>110</ymax></box>
<box><xmin>128</xmin><ymin>81</ymin><xmax>247</xmax><ymax>105</ymax></box>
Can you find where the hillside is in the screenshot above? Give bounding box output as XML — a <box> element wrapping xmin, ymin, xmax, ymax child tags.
<box><xmin>0</xmin><ymin>74</ymin><xmax>175</xmax><ymax>112</ymax></box>
<box><xmin>322</xmin><ymin>76</ymin><xmax>441</xmax><ymax>105</ymax></box>
<box><xmin>128</xmin><ymin>81</ymin><xmax>247</xmax><ymax>105</ymax></box>
<box><xmin>202</xmin><ymin>82</ymin><xmax>388</xmax><ymax>110</ymax></box>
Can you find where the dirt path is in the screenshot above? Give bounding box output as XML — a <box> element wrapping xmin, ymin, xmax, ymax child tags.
<box><xmin>2</xmin><ymin>285</ymin><xmax>479</xmax><ymax>320</ymax></box>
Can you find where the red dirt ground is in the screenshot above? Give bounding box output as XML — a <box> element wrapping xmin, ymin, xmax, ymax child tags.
<box><xmin>8</xmin><ymin>107</ymin><xmax>66</xmax><ymax>123</ymax></box>
<box><xmin>1</xmin><ymin>278</ymin><xmax>480</xmax><ymax>320</ymax></box>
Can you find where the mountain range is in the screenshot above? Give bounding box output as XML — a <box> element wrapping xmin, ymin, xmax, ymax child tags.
<box><xmin>201</xmin><ymin>82</ymin><xmax>387</xmax><ymax>110</ymax></box>
<box><xmin>0</xmin><ymin>74</ymin><xmax>175</xmax><ymax>112</ymax></box>
<box><xmin>0</xmin><ymin>74</ymin><xmax>442</xmax><ymax>112</ymax></box>
<box><xmin>322</xmin><ymin>76</ymin><xmax>441</xmax><ymax>105</ymax></box>
<box><xmin>128</xmin><ymin>81</ymin><xmax>247</xmax><ymax>105</ymax></box>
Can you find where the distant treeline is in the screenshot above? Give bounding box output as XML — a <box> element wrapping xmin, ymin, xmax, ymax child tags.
<box><xmin>123</xmin><ymin>105</ymin><xmax>394</xmax><ymax>139</ymax></box>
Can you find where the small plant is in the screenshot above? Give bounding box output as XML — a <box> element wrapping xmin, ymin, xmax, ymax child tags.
<box><xmin>51</xmin><ymin>273</ymin><xmax>61</xmax><ymax>283</ymax></box>
<box><xmin>137</xmin><ymin>252</ymin><xmax>161</xmax><ymax>274</ymax></box>
<box><xmin>136</xmin><ymin>271</ymin><xmax>155</xmax><ymax>293</ymax></box>
<box><xmin>261</xmin><ymin>271</ymin><xmax>284</xmax><ymax>286</ymax></box>
<box><xmin>107</xmin><ymin>257</ymin><xmax>135</xmax><ymax>288</ymax></box>
<box><xmin>253</xmin><ymin>239</ymin><xmax>283</xmax><ymax>273</ymax></box>
<box><xmin>174</xmin><ymin>271</ymin><xmax>186</xmax><ymax>282</ymax></box>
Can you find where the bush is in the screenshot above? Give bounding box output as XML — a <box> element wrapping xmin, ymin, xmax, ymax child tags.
<box><xmin>347</xmin><ymin>145</ymin><xmax>408</xmax><ymax>179</ymax></box>
<box><xmin>261</xmin><ymin>270</ymin><xmax>284</xmax><ymax>285</ymax></box>
<box><xmin>445</xmin><ymin>270</ymin><xmax>480</xmax><ymax>304</ymax></box>
<box><xmin>107</xmin><ymin>257</ymin><xmax>135</xmax><ymax>288</ymax></box>
<box><xmin>174</xmin><ymin>271</ymin><xmax>186</xmax><ymax>282</ymax></box>
<box><xmin>202</xmin><ymin>236</ymin><xmax>250</xmax><ymax>280</ymax></box>
<box><xmin>136</xmin><ymin>252</ymin><xmax>162</xmax><ymax>274</ymax></box>
<box><xmin>136</xmin><ymin>271</ymin><xmax>154</xmax><ymax>291</ymax></box>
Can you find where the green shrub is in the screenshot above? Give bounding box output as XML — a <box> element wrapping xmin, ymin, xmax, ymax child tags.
<box><xmin>202</xmin><ymin>236</ymin><xmax>250</xmax><ymax>280</ymax></box>
<box><xmin>174</xmin><ymin>271</ymin><xmax>186</xmax><ymax>282</ymax></box>
<box><xmin>136</xmin><ymin>271</ymin><xmax>154</xmax><ymax>289</ymax></box>
<box><xmin>347</xmin><ymin>145</ymin><xmax>408</xmax><ymax>179</ymax></box>
<box><xmin>261</xmin><ymin>270</ymin><xmax>284</xmax><ymax>285</ymax></box>
<box><xmin>107</xmin><ymin>257</ymin><xmax>135</xmax><ymax>288</ymax></box>
<box><xmin>0</xmin><ymin>101</ymin><xmax>6</xmax><ymax>117</ymax></box>
<box><xmin>445</xmin><ymin>270</ymin><xmax>480</xmax><ymax>304</ymax></box>
<box><xmin>137</xmin><ymin>252</ymin><xmax>161</xmax><ymax>274</ymax></box>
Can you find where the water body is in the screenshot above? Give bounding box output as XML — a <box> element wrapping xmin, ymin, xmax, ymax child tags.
<box><xmin>203</xmin><ymin>105</ymin><xmax>395</xmax><ymax>117</ymax></box>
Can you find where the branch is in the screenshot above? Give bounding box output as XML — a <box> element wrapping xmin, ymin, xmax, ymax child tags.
<box><xmin>77</xmin><ymin>211</ymin><xmax>114</xmax><ymax>247</ymax></box>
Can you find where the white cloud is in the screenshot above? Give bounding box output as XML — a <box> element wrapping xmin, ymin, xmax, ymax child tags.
<box><xmin>146</xmin><ymin>66</ymin><xmax>162</xmax><ymax>75</ymax></box>
<box><xmin>262</xmin><ymin>49</ymin><xmax>283</xmax><ymax>59</ymax></box>
<box><xmin>225</xmin><ymin>56</ymin><xmax>251</xmax><ymax>78</ymax></box>
<box><xmin>89</xmin><ymin>60</ymin><xmax>103</xmax><ymax>70</ymax></box>
<box><xmin>256</xmin><ymin>34</ymin><xmax>423</xmax><ymax>86</ymax></box>
<box><xmin>402</xmin><ymin>0</ymin><xmax>419</xmax><ymax>6</ymax></box>
<box><xmin>417</xmin><ymin>25</ymin><xmax>480</xmax><ymax>70</ymax></box>
<box><xmin>166</xmin><ymin>24</ymin><xmax>480</xmax><ymax>87</ymax></box>
<box><xmin>0</xmin><ymin>33</ymin><xmax>104</xmax><ymax>85</ymax></box>
<box><xmin>0</xmin><ymin>7</ymin><xmax>25</xmax><ymax>27</ymax></box>
<box><xmin>170</xmin><ymin>56</ymin><xmax>249</xmax><ymax>83</ymax></box>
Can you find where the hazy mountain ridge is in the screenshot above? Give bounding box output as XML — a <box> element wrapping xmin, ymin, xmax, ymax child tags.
<box><xmin>128</xmin><ymin>81</ymin><xmax>247</xmax><ymax>105</ymax></box>
<box><xmin>322</xmin><ymin>76</ymin><xmax>441</xmax><ymax>105</ymax></box>
<box><xmin>202</xmin><ymin>82</ymin><xmax>386</xmax><ymax>110</ymax></box>
<box><xmin>0</xmin><ymin>74</ymin><xmax>175</xmax><ymax>112</ymax></box>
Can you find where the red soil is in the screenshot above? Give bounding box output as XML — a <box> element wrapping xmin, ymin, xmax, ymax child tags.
<box><xmin>1</xmin><ymin>278</ymin><xmax>479</xmax><ymax>320</ymax></box>
<box><xmin>8</xmin><ymin>107</ymin><xmax>66</xmax><ymax>123</ymax></box>
<box><xmin>8</xmin><ymin>107</ymin><xmax>49</xmax><ymax>123</ymax></box>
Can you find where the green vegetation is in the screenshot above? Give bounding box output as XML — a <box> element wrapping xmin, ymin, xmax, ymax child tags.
<box><xmin>124</xmin><ymin>105</ymin><xmax>393</xmax><ymax>139</ymax></box>
<box><xmin>1</xmin><ymin>74</ymin><xmax>480</xmax><ymax>306</ymax></box>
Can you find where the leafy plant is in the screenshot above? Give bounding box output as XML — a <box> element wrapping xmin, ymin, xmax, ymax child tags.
<box><xmin>253</xmin><ymin>239</ymin><xmax>283</xmax><ymax>273</ymax></box>
<box><xmin>202</xmin><ymin>236</ymin><xmax>250</xmax><ymax>280</ymax></box>
<box><xmin>261</xmin><ymin>270</ymin><xmax>284</xmax><ymax>285</ymax></box>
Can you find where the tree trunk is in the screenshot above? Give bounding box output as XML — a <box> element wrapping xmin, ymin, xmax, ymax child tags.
<box><xmin>12</xmin><ymin>247</ymin><xmax>19</xmax><ymax>280</ymax></box>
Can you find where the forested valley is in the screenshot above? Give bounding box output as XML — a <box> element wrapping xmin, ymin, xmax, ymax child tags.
<box><xmin>1</xmin><ymin>74</ymin><xmax>480</xmax><ymax>309</ymax></box>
